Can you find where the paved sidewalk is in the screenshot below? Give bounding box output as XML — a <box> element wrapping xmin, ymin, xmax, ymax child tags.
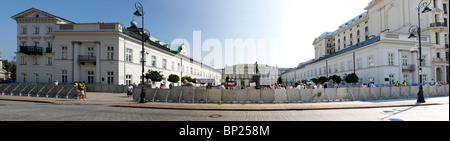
<box><xmin>0</xmin><ymin>93</ymin><xmax>448</xmax><ymax>111</ymax></box>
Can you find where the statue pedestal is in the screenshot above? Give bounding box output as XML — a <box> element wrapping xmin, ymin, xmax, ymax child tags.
<box><xmin>252</xmin><ymin>75</ymin><xmax>261</xmax><ymax>87</ymax></box>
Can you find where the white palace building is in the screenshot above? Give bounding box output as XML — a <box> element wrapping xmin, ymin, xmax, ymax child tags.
<box><xmin>282</xmin><ymin>0</ymin><xmax>449</xmax><ymax>86</ymax></box>
<box><xmin>11</xmin><ymin>8</ymin><xmax>221</xmax><ymax>87</ymax></box>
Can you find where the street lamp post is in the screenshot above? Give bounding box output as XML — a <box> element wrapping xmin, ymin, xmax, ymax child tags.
<box><xmin>408</xmin><ymin>0</ymin><xmax>432</xmax><ymax>103</ymax></box>
<box><xmin>134</xmin><ymin>2</ymin><xmax>146</xmax><ymax>103</ymax></box>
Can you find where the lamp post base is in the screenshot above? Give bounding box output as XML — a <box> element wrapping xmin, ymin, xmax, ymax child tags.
<box><xmin>417</xmin><ymin>90</ymin><xmax>426</xmax><ymax>103</ymax></box>
<box><xmin>139</xmin><ymin>86</ymin><xmax>145</xmax><ymax>103</ymax></box>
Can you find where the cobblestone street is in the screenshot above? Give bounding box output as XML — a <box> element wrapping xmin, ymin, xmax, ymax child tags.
<box><xmin>0</xmin><ymin>98</ymin><xmax>448</xmax><ymax>121</ymax></box>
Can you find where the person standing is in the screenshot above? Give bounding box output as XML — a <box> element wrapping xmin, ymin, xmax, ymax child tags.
<box><xmin>127</xmin><ymin>84</ymin><xmax>133</xmax><ymax>97</ymax></box>
<box><xmin>54</xmin><ymin>80</ymin><xmax>58</xmax><ymax>86</ymax></box>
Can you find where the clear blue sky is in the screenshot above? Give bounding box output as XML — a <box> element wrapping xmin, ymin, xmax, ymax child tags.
<box><xmin>0</xmin><ymin>0</ymin><xmax>371</xmax><ymax>68</ymax></box>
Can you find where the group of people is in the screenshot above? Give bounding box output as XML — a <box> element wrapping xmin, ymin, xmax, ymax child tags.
<box><xmin>392</xmin><ymin>81</ymin><xmax>408</xmax><ymax>87</ymax></box>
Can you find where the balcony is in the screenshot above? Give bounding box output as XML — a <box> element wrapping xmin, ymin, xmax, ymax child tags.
<box><xmin>19</xmin><ymin>46</ymin><xmax>43</xmax><ymax>55</ymax></box>
<box><xmin>45</xmin><ymin>48</ymin><xmax>52</xmax><ymax>53</ymax></box>
<box><xmin>402</xmin><ymin>65</ymin><xmax>416</xmax><ymax>71</ymax></box>
<box><xmin>430</xmin><ymin>22</ymin><xmax>447</xmax><ymax>27</ymax></box>
<box><xmin>432</xmin><ymin>58</ymin><xmax>446</xmax><ymax>62</ymax></box>
<box><xmin>78</xmin><ymin>55</ymin><xmax>96</xmax><ymax>64</ymax></box>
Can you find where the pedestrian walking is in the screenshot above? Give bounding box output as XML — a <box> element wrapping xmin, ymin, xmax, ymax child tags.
<box><xmin>78</xmin><ymin>82</ymin><xmax>86</xmax><ymax>100</ymax></box>
<box><xmin>82</xmin><ymin>81</ymin><xmax>87</xmax><ymax>98</ymax></box>
<box><xmin>127</xmin><ymin>84</ymin><xmax>133</xmax><ymax>97</ymax></box>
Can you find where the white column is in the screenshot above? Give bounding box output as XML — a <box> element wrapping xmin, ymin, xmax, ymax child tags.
<box><xmin>398</xmin><ymin>51</ymin><xmax>402</xmax><ymax>82</ymax></box>
<box><xmin>73</xmin><ymin>42</ymin><xmax>80</xmax><ymax>82</ymax></box>
<box><xmin>95</xmin><ymin>41</ymin><xmax>101</xmax><ymax>84</ymax></box>
<box><xmin>412</xmin><ymin>51</ymin><xmax>419</xmax><ymax>84</ymax></box>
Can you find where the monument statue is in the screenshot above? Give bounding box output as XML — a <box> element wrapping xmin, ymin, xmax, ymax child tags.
<box><xmin>252</xmin><ymin>61</ymin><xmax>261</xmax><ymax>88</ymax></box>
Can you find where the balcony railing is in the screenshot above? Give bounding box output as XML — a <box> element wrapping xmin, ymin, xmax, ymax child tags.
<box><xmin>432</xmin><ymin>58</ymin><xmax>446</xmax><ymax>62</ymax></box>
<box><xmin>45</xmin><ymin>48</ymin><xmax>52</xmax><ymax>53</ymax></box>
<box><xmin>19</xmin><ymin>46</ymin><xmax>43</xmax><ymax>55</ymax></box>
<box><xmin>430</xmin><ymin>22</ymin><xmax>448</xmax><ymax>27</ymax></box>
<box><xmin>402</xmin><ymin>65</ymin><xmax>416</xmax><ymax>71</ymax></box>
<box><xmin>78</xmin><ymin>55</ymin><xmax>96</xmax><ymax>63</ymax></box>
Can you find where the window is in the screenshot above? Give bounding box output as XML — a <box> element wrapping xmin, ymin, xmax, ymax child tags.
<box><xmin>365</xmin><ymin>26</ymin><xmax>369</xmax><ymax>32</ymax></box>
<box><xmin>62</xmin><ymin>70</ymin><xmax>68</xmax><ymax>83</ymax></box>
<box><xmin>319</xmin><ymin>68</ymin><xmax>322</xmax><ymax>75</ymax></box>
<box><xmin>444</xmin><ymin>4</ymin><xmax>448</xmax><ymax>14</ymax></box>
<box><xmin>34</xmin><ymin>27</ymin><xmax>39</xmax><ymax>34</ymax></box>
<box><xmin>47</xmin><ymin>27</ymin><xmax>52</xmax><ymax>33</ymax></box>
<box><xmin>33</xmin><ymin>57</ymin><xmax>39</xmax><ymax>65</ymax></box>
<box><xmin>422</xmin><ymin>55</ymin><xmax>427</xmax><ymax>66</ymax></box>
<box><xmin>402</xmin><ymin>55</ymin><xmax>408</xmax><ymax>66</ymax></box>
<box><xmin>151</xmin><ymin>56</ymin><xmax>156</xmax><ymax>67</ymax></box>
<box><xmin>21</xmin><ymin>27</ymin><xmax>27</xmax><ymax>34</ymax></box>
<box><xmin>46</xmin><ymin>57</ymin><xmax>52</xmax><ymax>65</ymax></box>
<box><xmin>126</xmin><ymin>75</ymin><xmax>132</xmax><ymax>85</ymax></box>
<box><xmin>22</xmin><ymin>73</ymin><xmax>27</xmax><ymax>83</ymax></box>
<box><xmin>162</xmin><ymin>58</ymin><xmax>167</xmax><ymax>69</ymax></box>
<box><xmin>437</xmin><ymin>52</ymin><xmax>441</xmax><ymax>58</ymax></box>
<box><xmin>190</xmin><ymin>67</ymin><xmax>193</xmax><ymax>74</ymax></box>
<box><xmin>34</xmin><ymin>41</ymin><xmax>39</xmax><ymax>47</ymax></box>
<box><xmin>21</xmin><ymin>56</ymin><xmax>26</xmax><ymax>65</ymax></box>
<box><xmin>47</xmin><ymin>42</ymin><xmax>52</xmax><ymax>48</ymax></box>
<box><xmin>171</xmin><ymin>61</ymin><xmax>175</xmax><ymax>71</ymax></box>
<box><xmin>423</xmin><ymin>74</ymin><xmax>428</xmax><ymax>82</ymax></box>
<box><xmin>62</xmin><ymin>46</ymin><xmax>68</xmax><ymax>59</ymax></box>
<box><xmin>435</xmin><ymin>32</ymin><xmax>439</xmax><ymax>45</ymax></box>
<box><xmin>34</xmin><ymin>73</ymin><xmax>39</xmax><ymax>83</ymax></box>
<box><xmin>87</xmin><ymin>71</ymin><xmax>94</xmax><ymax>84</ymax></box>
<box><xmin>177</xmin><ymin>63</ymin><xmax>180</xmax><ymax>71</ymax></box>
<box><xmin>20</xmin><ymin>41</ymin><xmax>26</xmax><ymax>46</ymax></box>
<box><xmin>87</xmin><ymin>47</ymin><xmax>94</xmax><ymax>61</ymax></box>
<box><xmin>389</xmin><ymin>74</ymin><xmax>395</xmax><ymax>83</ymax></box>
<box><xmin>126</xmin><ymin>48</ymin><xmax>132</xmax><ymax>62</ymax></box>
<box><xmin>357</xmin><ymin>58</ymin><xmax>363</xmax><ymax>69</ymax></box>
<box><xmin>107</xmin><ymin>47</ymin><xmax>114</xmax><ymax>60</ymax></box>
<box><xmin>107</xmin><ymin>71</ymin><xmax>114</xmax><ymax>85</ymax></box>
<box><xmin>368</xmin><ymin>56</ymin><xmax>374</xmax><ymax>67</ymax></box>
<box><xmin>47</xmin><ymin>74</ymin><xmax>52</xmax><ymax>84</ymax></box>
<box><xmin>388</xmin><ymin>53</ymin><xmax>394</xmax><ymax>66</ymax></box>
<box><xmin>340</xmin><ymin>62</ymin><xmax>345</xmax><ymax>72</ymax></box>
<box><xmin>334</xmin><ymin>64</ymin><xmax>338</xmax><ymax>73</ymax></box>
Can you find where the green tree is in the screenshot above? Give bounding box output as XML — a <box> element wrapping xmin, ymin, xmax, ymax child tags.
<box><xmin>318</xmin><ymin>76</ymin><xmax>328</xmax><ymax>84</ymax></box>
<box><xmin>168</xmin><ymin>74</ymin><xmax>180</xmax><ymax>84</ymax></box>
<box><xmin>328</xmin><ymin>75</ymin><xmax>342</xmax><ymax>83</ymax></box>
<box><xmin>225</xmin><ymin>75</ymin><xmax>230</xmax><ymax>84</ymax></box>
<box><xmin>2</xmin><ymin>59</ymin><xmax>16</xmax><ymax>80</ymax></box>
<box><xmin>145</xmin><ymin>70</ymin><xmax>163</xmax><ymax>83</ymax></box>
<box><xmin>277</xmin><ymin>76</ymin><xmax>283</xmax><ymax>84</ymax></box>
<box><xmin>344</xmin><ymin>73</ymin><xmax>359</xmax><ymax>84</ymax></box>
<box><xmin>181</xmin><ymin>76</ymin><xmax>195</xmax><ymax>83</ymax></box>
<box><xmin>310</xmin><ymin>78</ymin><xmax>319</xmax><ymax>84</ymax></box>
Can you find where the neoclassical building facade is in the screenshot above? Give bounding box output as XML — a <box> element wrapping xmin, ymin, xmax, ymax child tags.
<box><xmin>12</xmin><ymin>8</ymin><xmax>221</xmax><ymax>87</ymax></box>
<box><xmin>283</xmin><ymin>0</ymin><xmax>449</xmax><ymax>85</ymax></box>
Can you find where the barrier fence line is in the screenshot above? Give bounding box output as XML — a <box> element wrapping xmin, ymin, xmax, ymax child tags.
<box><xmin>0</xmin><ymin>83</ymin><xmax>448</xmax><ymax>103</ymax></box>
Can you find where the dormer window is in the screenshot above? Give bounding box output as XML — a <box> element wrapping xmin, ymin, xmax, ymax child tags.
<box><xmin>36</xmin><ymin>14</ymin><xmax>39</xmax><ymax>18</ymax></box>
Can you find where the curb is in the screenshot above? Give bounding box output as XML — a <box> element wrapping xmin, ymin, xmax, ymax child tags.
<box><xmin>110</xmin><ymin>102</ymin><xmax>446</xmax><ymax>111</ymax></box>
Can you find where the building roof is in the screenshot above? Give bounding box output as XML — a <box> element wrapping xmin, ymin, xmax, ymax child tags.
<box><xmin>282</xmin><ymin>35</ymin><xmax>381</xmax><ymax>75</ymax></box>
<box><xmin>11</xmin><ymin>8</ymin><xmax>75</xmax><ymax>24</ymax></box>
